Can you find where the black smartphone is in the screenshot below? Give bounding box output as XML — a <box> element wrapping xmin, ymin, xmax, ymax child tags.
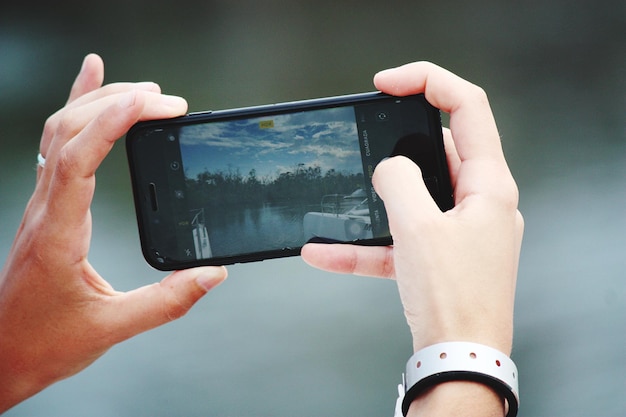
<box><xmin>126</xmin><ymin>92</ymin><xmax>453</xmax><ymax>270</ymax></box>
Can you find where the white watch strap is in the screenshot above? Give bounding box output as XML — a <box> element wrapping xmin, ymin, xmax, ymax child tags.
<box><xmin>401</xmin><ymin>342</ymin><xmax>519</xmax><ymax>417</ymax></box>
<box><xmin>393</xmin><ymin>383</ymin><xmax>404</xmax><ymax>417</ymax></box>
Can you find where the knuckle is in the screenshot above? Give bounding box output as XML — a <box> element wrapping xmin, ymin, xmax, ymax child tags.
<box><xmin>501</xmin><ymin>176</ymin><xmax>520</xmax><ymax>210</ymax></box>
<box><xmin>481</xmin><ymin>163</ymin><xmax>520</xmax><ymax>212</ymax></box>
<box><xmin>467</xmin><ymin>83</ymin><xmax>489</xmax><ymax>104</ymax></box>
<box><xmin>161</xmin><ymin>286</ymin><xmax>192</xmax><ymax>322</ymax></box>
<box><xmin>54</xmin><ymin>147</ymin><xmax>79</xmax><ymax>183</ymax></box>
<box><xmin>56</xmin><ymin>107</ymin><xmax>78</xmax><ymax>136</ymax></box>
<box><xmin>42</xmin><ymin>113</ymin><xmax>59</xmax><ymax>140</ymax></box>
<box><xmin>515</xmin><ymin>210</ymin><xmax>525</xmax><ymax>234</ymax></box>
<box><xmin>40</xmin><ymin>107</ymin><xmax>78</xmax><ymax>157</ymax></box>
<box><xmin>381</xmin><ymin>249</ymin><xmax>396</xmax><ymax>279</ymax></box>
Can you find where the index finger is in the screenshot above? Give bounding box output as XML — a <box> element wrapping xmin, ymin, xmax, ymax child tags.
<box><xmin>373</xmin><ymin>62</ymin><xmax>516</xmax><ymax>202</ymax></box>
<box><xmin>44</xmin><ymin>90</ymin><xmax>187</xmax><ymax>237</ymax></box>
<box><xmin>374</xmin><ymin>62</ymin><xmax>503</xmax><ymax>163</ymax></box>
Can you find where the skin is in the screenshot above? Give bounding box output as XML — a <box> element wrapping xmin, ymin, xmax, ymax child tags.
<box><xmin>0</xmin><ymin>56</ymin><xmax>523</xmax><ymax>416</ymax></box>
<box><xmin>0</xmin><ymin>54</ymin><xmax>227</xmax><ymax>412</ymax></box>
<box><xmin>301</xmin><ymin>62</ymin><xmax>524</xmax><ymax>416</ymax></box>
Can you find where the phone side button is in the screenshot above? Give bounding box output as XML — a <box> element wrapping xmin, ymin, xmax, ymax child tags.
<box><xmin>187</xmin><ymin>110</ymin><xmax>213</xmax><ymax>116</ymax></box>
<box><xmin>240</xmin><ymin>259</ymin><xmax>263</xmax><ymax>264</ymax></box>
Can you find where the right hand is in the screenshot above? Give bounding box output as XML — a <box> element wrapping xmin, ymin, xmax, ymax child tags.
<box><xmin>302</xmin><ymin>62</ymin><xmax>524</xmax><ymax>356</ymax></box>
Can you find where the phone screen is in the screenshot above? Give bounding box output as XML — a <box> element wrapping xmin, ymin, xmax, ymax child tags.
<box><xmin>126</xmin><ymin>93</ymin><xmax>453</xmax><ymax>269</ymax></box>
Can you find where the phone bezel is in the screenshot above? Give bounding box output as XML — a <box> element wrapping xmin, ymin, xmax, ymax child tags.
<box><xmin>126</xmin><ymin>92</ymin><xmax>452</xmax><ymax>270</ymax></box>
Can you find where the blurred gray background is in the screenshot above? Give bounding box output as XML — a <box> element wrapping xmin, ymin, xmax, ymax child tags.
<box><xmin>1</xmin><ymin>1</ymin><xmax>624</xmax><ymax>416</ymax></box>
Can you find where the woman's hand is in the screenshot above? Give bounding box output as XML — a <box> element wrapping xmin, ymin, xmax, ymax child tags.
<box><xmin>302</xmin><ymin>62</ymin><xmax>523</xmax><ymax>416</ymax></box>
<box><xmin>0</xmin><ymin>54</ymin><xmax>227</xmax><ymax>412</ymax></box>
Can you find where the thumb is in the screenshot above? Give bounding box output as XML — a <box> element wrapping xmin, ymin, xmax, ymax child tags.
<box><xmin>104</xmin><ymin>266</ymin><xmax>227</xmax><ymax>343</ymax></box>
<box><xmin>372</xmin><ymin>156</ymin><xmax>441</xmax><ymax>239</ymax></box>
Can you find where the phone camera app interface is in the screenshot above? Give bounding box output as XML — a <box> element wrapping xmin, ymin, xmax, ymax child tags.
<box><xmin>160</xmin><ymin>96</ymin><xmax>433</xmax><ymax>262</ymax></box>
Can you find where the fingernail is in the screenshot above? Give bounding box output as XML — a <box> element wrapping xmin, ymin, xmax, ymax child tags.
<box><xmin>375</xmin><ymin>156</ymin><xmax>392</xmax><ymax>170</ymax></box>
<box><xmin>195</xmin><ymin>267</ymin><xmax>227</xmax><ymax>291</ymax></box>
<box><xmin>159</xmin><ymin>94</ymin><xmax>188</xmax><ymax>109</ymax></box>
<box><xmin>79</xmin><ymin>58</ymin><xmax>87</xmax><ymax>75</ymax></box>
<box><xmin>135</xmin><ymin>81</ymin><xmax>160</xmax><ymax>91</ymax></box>
<box><xmin>374</xmin><ymin>67</ymin><xmax>398</xmax><ymax>78</ymax></box>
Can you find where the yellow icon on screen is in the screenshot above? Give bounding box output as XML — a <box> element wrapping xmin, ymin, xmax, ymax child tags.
<box><xmin>259</xmin><ymin>120</ymin><xmax>274</xmax><ymax>129</ymax></box>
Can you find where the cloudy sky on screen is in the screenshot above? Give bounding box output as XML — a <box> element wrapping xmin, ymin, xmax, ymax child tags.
<box><xmin>179</xmin><ymin>106</ymin><xmax>362</xmax><ymax>181</ymax></box>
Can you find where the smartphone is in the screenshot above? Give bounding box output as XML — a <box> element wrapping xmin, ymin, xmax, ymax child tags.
<box><xmin>126</xmin><ymin>92</ymin><xmax>453</xmax><ymax>270</ymax></box>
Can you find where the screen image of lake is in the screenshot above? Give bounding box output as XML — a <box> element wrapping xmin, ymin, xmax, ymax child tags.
<box><xmin>178</xmin><ymin>105</ymin><xmax>373</xmax><ymax>259</ymax></box>
<box><xmin>203</xmin><ymin>202</ymin><xmax>315</xmax><ymax>257</ymax></box>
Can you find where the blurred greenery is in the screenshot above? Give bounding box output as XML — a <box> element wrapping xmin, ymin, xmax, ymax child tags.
<box><xmin>1</xmin><ymin>1</ymin><xmax>624</xmax><ymax>416</ymax></box>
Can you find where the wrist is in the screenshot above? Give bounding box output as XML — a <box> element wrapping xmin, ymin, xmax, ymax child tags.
<box><xmin>0</xmin><ymin>341</ymin><xmax>62</xmax><ymax>413</ymax></box>
<box><xmin>407</xmin><ymin>381</ymin><xmax>506</xmax><ymax>417</ymax></box>
<box><xmin>409</xmin><ymin>315</ymin><xmax>514</xmax><ymax>356</ymax></box>
<box><xmin>412</xmin><ymin>333</ymin><xmax>513</xmax><ymax>357</ymax></box>
<box><xmin>0</xmin><ymin>367</ymin><xmax>44</xmax><ymax>413</ymax></box>
<box><xmin>400</xmin><ymin>342</ymin><xmax>519</xmax><ymax>417</ymax></box>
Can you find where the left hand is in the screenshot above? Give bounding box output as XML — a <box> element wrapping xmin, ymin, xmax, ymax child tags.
<box><xmin>0</xmin><ymin>54</ymin><xmax>227</xmax><ymax>412</ymax></box>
